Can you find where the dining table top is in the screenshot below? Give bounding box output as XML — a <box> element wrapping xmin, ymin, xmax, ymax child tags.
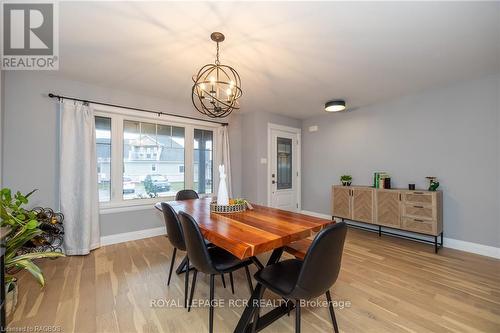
<box><xmin>155</xmin><ymin>197</ymin><xmax>334</xmax><ymax>259</ymax></box>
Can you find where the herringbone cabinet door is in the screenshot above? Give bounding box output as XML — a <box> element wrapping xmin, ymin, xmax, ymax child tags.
<box><xmin>332</xmin><ymin>186</ymin><xmax>351</xmax><ymax>219</ymax></box>
<box><xmin>352</xmin><ymin>188</ymin><xmax>373</xmax><ymax>223</ymax></box>
<box><xmin>376</xmin><ymin>190</ymin><xmax>401</xmax><ymax>227</ymax></box>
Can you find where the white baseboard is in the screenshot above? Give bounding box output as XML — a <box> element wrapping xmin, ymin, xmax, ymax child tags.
<box><xmin>301</xmin><ymin>210</ymin><xmax>331</xmax><ymax>219</ymax></box>
<box><xmin>100</xmin><ymin>226</ymin><xmax>166</xmax><ymax>246</ymax></box>
<box><xmin>300</xmin><ymin>210</ymin><xmax>500</xmax><ymax>259</ymax></box>
<box><xmin>443</xmin><ymin>238</ymin><xmax>500</xmax><ymax>259</ymax></box>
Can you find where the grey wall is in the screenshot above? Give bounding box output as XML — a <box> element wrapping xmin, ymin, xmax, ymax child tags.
<box><xmin>2</xmin><ymin>71</ymin><xmax>242</xmax><ymax>236</ymax></box>
<box><xmin>241</xmin><ymin>111</ymin><xmax>301</xmax><ymax>204</ymax></box>
<box><xmin>302</xmin><ymin>74</ymin><xmax>500</xmax><ymax>247</ymax></box>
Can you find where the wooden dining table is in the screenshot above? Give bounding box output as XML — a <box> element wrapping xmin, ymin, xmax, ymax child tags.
<box><xmin>155</xmin><ymin>197</ymin><xmax>335</xmax><ymax>332</ymax></box>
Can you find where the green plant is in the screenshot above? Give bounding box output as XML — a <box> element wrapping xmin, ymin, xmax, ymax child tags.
<box><xmin>0</xmin><ymin>188</ymin><xmax>64</xmax><ymax>289</ymax></box>
<box><xmin>340</xmin><ymin>175</ymin><xmax>352</xmax><ymax>182</ymax></box>
<box><xmin>143</xmin><ymin>175</ymin><xmax>158</xmax><ymax>198</ymax></box>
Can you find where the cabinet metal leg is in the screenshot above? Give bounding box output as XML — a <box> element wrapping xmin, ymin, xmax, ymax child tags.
<box><xmin>378</xmin><ymin>226</ymin><xmax>382</xmax><ymax>237</ymax></box>
<box><xmin>434</xmin><ymin>236</ymin><xmax>438</xmax><ymax>253</ymax></box>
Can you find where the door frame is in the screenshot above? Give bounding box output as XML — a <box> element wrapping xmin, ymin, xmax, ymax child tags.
<box><xmin>267</xmin><ymin>123</ymin><xmax>302</xmax><ymax>210</ymax></box>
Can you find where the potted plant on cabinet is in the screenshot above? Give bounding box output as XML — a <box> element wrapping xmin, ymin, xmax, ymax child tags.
<box><xmin>1</xmin><ymin>188</ymin><xmax>64</xmax><ymax>317</ymax></box>
<box><xmin>340</xmin><ymin>175</ymin><xmax>352</xmax><ymax>186</ymax></box>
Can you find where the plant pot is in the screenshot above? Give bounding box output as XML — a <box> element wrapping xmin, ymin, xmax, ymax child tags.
<box><xmin>5</xmin><ymin>282</ymin><xmax>18</xmax><ymax>318</ymax></box>
<box><xmin>341</xmin><ymin>181</ymin><xmax>351</xmax><ymax>186</ymax></box>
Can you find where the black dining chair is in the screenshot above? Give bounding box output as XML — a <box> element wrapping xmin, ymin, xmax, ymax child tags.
<box><xmin>175</xmin><ymin>189</ymin><xmax>199</xmax><ymax>201</ymax></box>
<box><xmin>252</xmin><ymin>222</ymin><xmax>347</xmax><ymax>333</ymax></box>
<box><xmin>160</xmin><ymin>203</ymin><xmax>228</xmax><ymax>308</ymax></box>
<box><xmin>160</xmin><ymin>202</ymin><xmax>191</xmax><ymax>308</ymax></box>
<box><xmin>178</xmin><ymin>211</ymin><xmax>255</xmax><ymax>333</ymax></box>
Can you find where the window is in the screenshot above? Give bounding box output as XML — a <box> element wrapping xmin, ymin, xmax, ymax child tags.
<box><xmin>95</xmin><ymin>117</ymin><xmax>111</xmax><ymax>202</ymax></box>
<box><xmin>193</xmin><ymin>129</ymin><xmax>213</xmax><ymax>194</ymax></box>
<box><xmin>123</xmin><ymin>120</ymin><xmax>185</xmax><ymax>199</ymax></box>
<box><xmin>94</xmin><ymin>109</ymin><xmax>220</xmax><ymax>207</ymax></box>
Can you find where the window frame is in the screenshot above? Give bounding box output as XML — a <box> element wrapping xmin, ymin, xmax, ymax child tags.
<box><xmin>94</xmin><ymin>104</ymin><xmax>221</xmax><ymax>213</ymax></box>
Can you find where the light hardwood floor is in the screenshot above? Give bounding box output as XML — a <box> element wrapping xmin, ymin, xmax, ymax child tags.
<box><xmin>9</xmin><ymin>228</ymin><xmax>500</xmax><ymax>333</ymax></box>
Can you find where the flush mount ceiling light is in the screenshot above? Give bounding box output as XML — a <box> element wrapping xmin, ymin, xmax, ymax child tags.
<box><xmin>325</xmin><ymin>100</ymin><xmax>346</xmax><ymax>112</ymax></box>
<box><xmin>191</xmin><ymin>32</ymin><xmax>242</xmax><ymax>118</ymax></box>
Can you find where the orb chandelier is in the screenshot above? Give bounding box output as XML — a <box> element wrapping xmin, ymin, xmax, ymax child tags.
<box><xmin>192</xmin><ymin>32</ymin><xmax>242</xmax><ymax>118</ymax></box>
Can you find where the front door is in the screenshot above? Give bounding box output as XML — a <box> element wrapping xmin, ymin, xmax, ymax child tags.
<box><xmin>270</xmin><ymin>127</ymin><xmax>300</xmax><ymax>212</ymax></box>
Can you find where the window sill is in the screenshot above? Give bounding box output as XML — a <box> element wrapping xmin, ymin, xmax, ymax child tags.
<box><xmin>99</xmin><ymin>198</ymin><xmax>168</xmax><ymax>214</ymax></box>
<box><xmin>99</xmin><ymin>194</ymin><xmax>214</xmax><ymax>215</ymax></box>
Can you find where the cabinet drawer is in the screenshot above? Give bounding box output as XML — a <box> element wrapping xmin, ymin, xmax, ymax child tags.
<box><xmin>403</xmin><ymin>204</ymin><xmax>435</xmax><ymax>219</ymax></box>
<box><xmin>403</xmin><ymin>192</ymin><xmax>434</xmax><ymax>205</ymax></box>
<box><xmin>402</xmin><ymin>217</ymin><xmax>436</xmax><ymax>235</ymax></box>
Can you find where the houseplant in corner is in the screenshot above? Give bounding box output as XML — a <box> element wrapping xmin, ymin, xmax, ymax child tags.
<box><xmin>340</xmin><ymin>175</ymin><xmax>352</xmax><ymax>186</ymax></box>
<box><xmin>0</xmin><ymin>188</ymin><xmax>64</xmax><ymax>316</ymax></box>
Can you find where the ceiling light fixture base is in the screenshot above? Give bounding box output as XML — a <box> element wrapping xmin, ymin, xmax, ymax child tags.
<box><xmin>210</xmin><ymin>32</ymin><xmax>225</xmax><ymax>43</ymax></box>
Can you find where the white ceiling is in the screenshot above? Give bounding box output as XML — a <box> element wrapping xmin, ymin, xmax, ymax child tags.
<box><xmin>58</xmin><ymin>1</ymin><xmax>500</xmax><ymax>119</ymax></box>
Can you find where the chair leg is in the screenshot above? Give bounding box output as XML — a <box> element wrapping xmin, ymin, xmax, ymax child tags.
<box><xmin>250</xmin><ymin>285</ymin><xmax>266</xmax><ymax>333</ymax></box>
<box><xmin>209</xmin><ymin>274</ymin><xmax>215</xmax><ymax>333</ymax></box>
<box><xmin>244</xmin><ymin>266</ymin><xmax>254</xmax><ymax>294</ymax></box>
<box><xmin>221</xmin><ymin>274</ymin><xmax>226</xmax><ymax>288</ymax></box>
<box><xmin>229</xmin><ymin>272</ymin><xmax>235</xmax><ymax>294</ymax></box>
<box><xmin>326</xmin><ymin>290</ymin><xmax>339</xmax><ymax>333</ymax></box>
<box><xmin>295</xmin><ymin>300</ymin><xmax>301</xmax><ymax>333</ymax></box>
<box><xmin>176</xmin><ymin>255</ymin><xmax>188</xmax><ymax>274</ymax></box>
<box><xmin>188</xmin><ymin>269</ymin><xmax>198</xmax><ymax>312</ymax></box>
<box><xmin>184</xmin><ymin>257</ymin><xmax>189</xmax><ymax>308</ymax></box>
<box><xmin>167</xmin><ymin>248</ymin><xmax>177</xmax><ymax>286</ymax></box>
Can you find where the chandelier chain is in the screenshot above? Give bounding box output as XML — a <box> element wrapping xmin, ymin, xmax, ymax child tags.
<box><xmin>215</xmin><ymin>42</ymin><xmax>220</xmax><ymax>65</ymax></box>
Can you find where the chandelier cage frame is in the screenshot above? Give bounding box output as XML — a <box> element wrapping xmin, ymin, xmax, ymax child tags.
<box><xmin>191</xmin><ymin>32</ymin><xmax>242</xmax><ymax>118</ymax></box>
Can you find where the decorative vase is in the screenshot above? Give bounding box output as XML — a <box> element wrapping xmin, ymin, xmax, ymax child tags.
<box><xmin>341</xmin><ymin>181</ymin><xmax>351</xmax><ymax>186</ymax></box>
<box><xmin>217</xmin><ymin>165</ymin><xmax>229</xmax><ymax>206</ymax></box>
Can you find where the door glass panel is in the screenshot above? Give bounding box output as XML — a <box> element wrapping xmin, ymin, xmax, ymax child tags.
<box><xmin>193</xmin><ymin>129</ymin><xmax>213</xmax><ymax>194</ymax></box>
<box><xmin>277</xmin><ymin>137</ymin><xmax>292</xmax><ymax>190</ymax></box>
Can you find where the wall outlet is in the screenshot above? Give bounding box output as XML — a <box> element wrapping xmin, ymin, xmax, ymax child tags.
<box><xmin>260</xmin><ymin>158</ymin><xmax>267</xmax><ymax>164</ymax></box>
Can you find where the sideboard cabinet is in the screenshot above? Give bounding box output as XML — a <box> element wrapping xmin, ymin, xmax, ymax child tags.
<box><xmin>332</xmin><ymin>185</ymin><xmax>443</xmax><ymax>252</ymax></box>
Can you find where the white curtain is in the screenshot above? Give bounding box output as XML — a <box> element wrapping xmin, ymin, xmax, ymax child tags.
<box><xmin>59</xmin><ymin>101</ymin><xmax>100</xmax><ymax>255</ymax></box>
<box><xmin>218</xmin><ymin>126</ymin><xmax>232</xmax><ymax>197</ymax></box>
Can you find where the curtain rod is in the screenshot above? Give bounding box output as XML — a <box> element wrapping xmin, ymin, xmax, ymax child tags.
<box><xmin>48</xmin><ymin>93</ymin><xmax>229</xmax><ymax>126</ymax></box>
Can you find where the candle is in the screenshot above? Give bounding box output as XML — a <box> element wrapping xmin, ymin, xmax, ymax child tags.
<box><xmin>210</xmin><ymin>76</ymin><xmax>216</xmax><ymax>93</ymax></box>
<box><xmin>200</xmin><ymin>83</ymin><xmax>205</xmax><ymax>98</ymax></box>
